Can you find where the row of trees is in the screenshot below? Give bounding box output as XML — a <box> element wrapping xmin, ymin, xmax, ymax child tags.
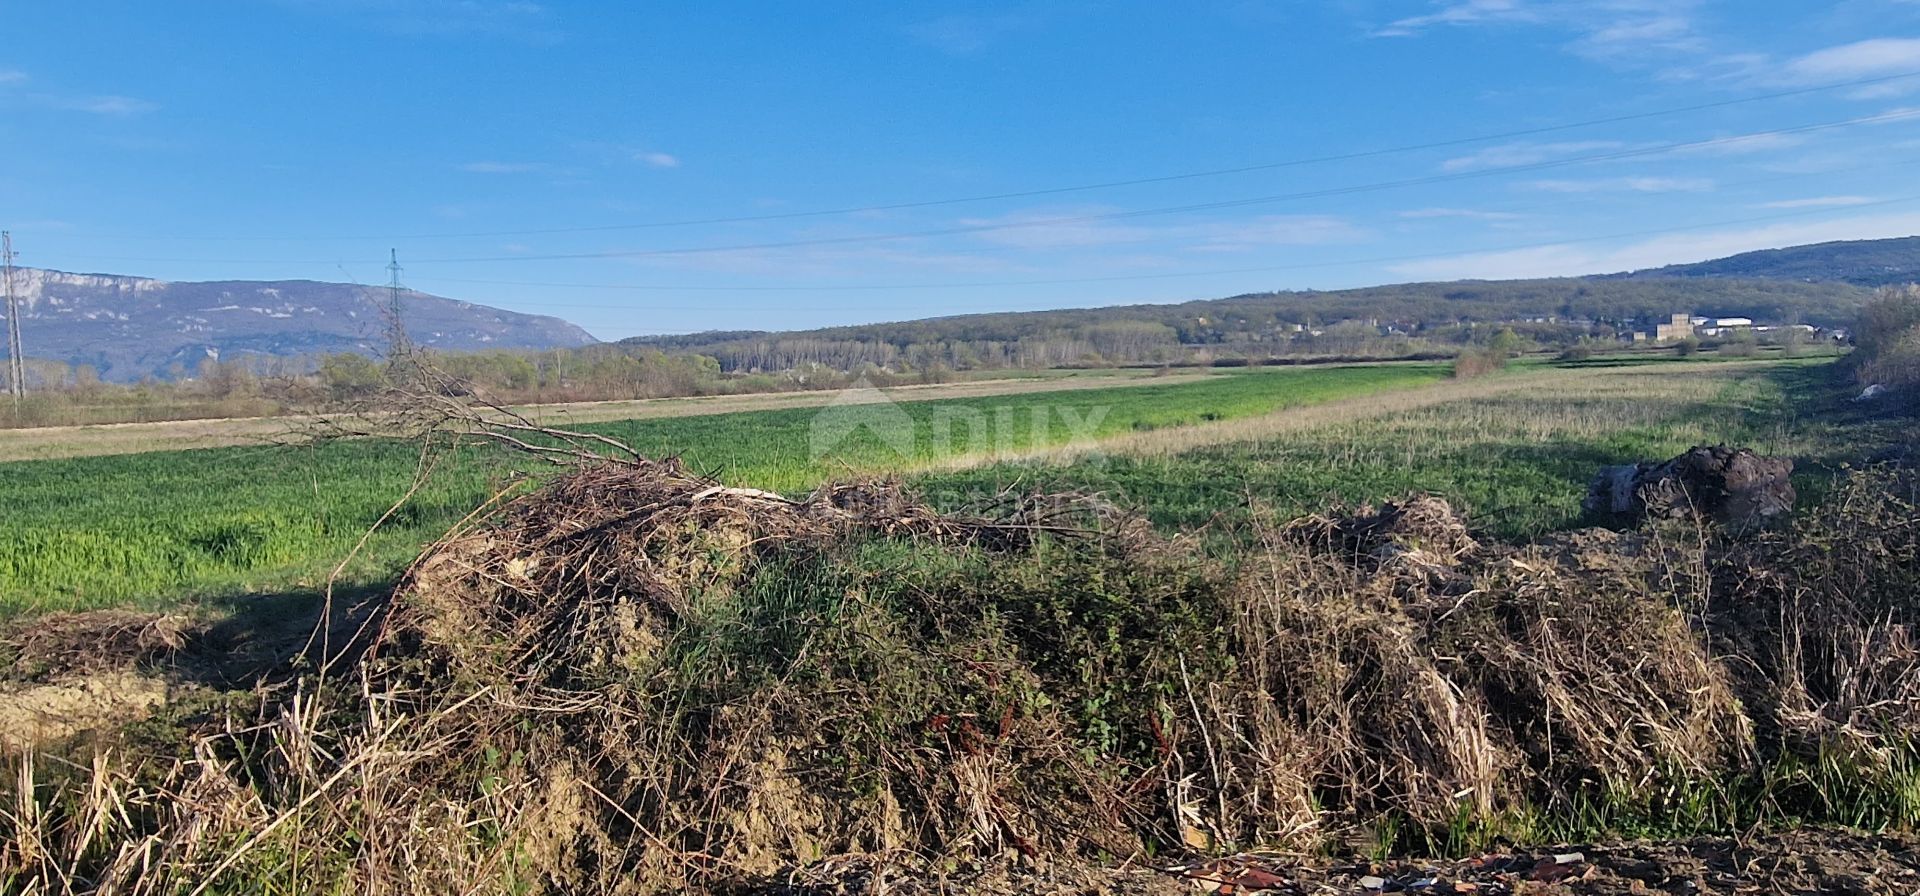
<box><xmin>623</xmin><ymin>276</ymin><xmax>1868</xmax><ymax>359</ymax></box>
<box><xmin>0</xmin><ymin>282</ymin><xmax>1885</xmax><ymax>429</ymax></box>
<box><xmin>1853</xmin><ymin>285</ymin><xmax>1920</xmax><ymax>393</ymax></box>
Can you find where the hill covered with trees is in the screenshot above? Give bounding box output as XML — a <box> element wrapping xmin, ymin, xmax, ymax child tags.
<box><xmin>624</xmin><ymin>276</ymin><xmax>1867</xmax><ymax>373</ymax></box>
<box><xmin>1612</xmin><ymin>236</ymin><xmax>1920</xmax><ymax>287</ymax></box>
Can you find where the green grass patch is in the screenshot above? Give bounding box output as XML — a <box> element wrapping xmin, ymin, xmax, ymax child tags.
<box><xmin>0</xmin><ymin>364</ymin><xmax>1440</xmax><ymax>614</ymax></box>
<box><xmin>917</xmin><ymin>358</ymin><xmax>1857</xmax><ymax>541</ymax></box>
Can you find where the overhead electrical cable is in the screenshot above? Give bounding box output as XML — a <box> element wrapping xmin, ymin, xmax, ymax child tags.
<box><xmin>49</xmin><ymin>107</ymin><xmax>1920</xmax><ymax>270</ymax></box>
<box><xmin>400</xmin><ymin>194</ymin><xmax>1920</xmax><ymax>309</ymax></box>
<box><xmin>402</xmin><ymin>108</ymin><xmax>1920</xmax><ymax>264</ymax></box>
<box><xmin>54</xmin><ymin>69</ymin><xmax>1920</xmax><ymax>244</ymax></box>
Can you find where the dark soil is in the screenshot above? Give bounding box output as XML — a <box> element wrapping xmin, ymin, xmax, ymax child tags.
<box><xmin>749</xmin><ymin>829</ymin><xmax>1920</xmax><ymax>895</ymax></box>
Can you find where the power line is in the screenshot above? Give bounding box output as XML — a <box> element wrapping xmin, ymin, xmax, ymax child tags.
<box><xmin>405</xmin><ymin>108</ymin><xmax>1920</xmax><ymax>265</ymax></box>
<box><xmin>408</xmin><ymin>151</ymin><xmax>1920</xmax><ymax>295</ymax></box>
<box><xmin>404</xmin><ymin>194</ymin><xmax>1920</xmax><ymax>309</ymax></box>
<box><xmin>47</xmin><ymin>106</ymin><xmax>1920</xmax><ymax>271</ymax></box>
<box><xmin>53</xmin><ymin>69</ymin><xmax>1920</xmax><ymax>244</ymax></box>
<box><xmin>385</xmin><ymin>248</ymin><xmax>410</xmax><ymax>354</ymax></box>
<box><xmin>2</xmin><ymin>232</ymin><xmax>23</xmax><ymax>409</ymax></box>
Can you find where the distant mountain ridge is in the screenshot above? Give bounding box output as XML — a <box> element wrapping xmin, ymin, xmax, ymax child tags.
<box><xmin>624</xmin><ymin>236</ymin><xmax>1917</xmax><ymax>359</ymax></box>
<box><xmin>3</xmin><ymin>268</ymin><xmax>597</xmax><ymax>382</ymax></box>
<box><xmin>624</xmin><ymin>278</ymin><xmax>1868</xmax><ymax>359</ymax></box>
<box><xmin>1610</xmin><ymin>236</ymin><xmax>1920</xmax><ymax>286</ymax></box>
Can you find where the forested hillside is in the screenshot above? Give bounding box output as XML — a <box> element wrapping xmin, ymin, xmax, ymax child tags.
<box><xmin>1614</xmin><ymin>236</ymin><xmax>1920</xmax><ymax>287</ymax></box>
<box><xmin>625</xmin><ymin>276</ymin><xmax>1865</xmax><ymax>372</ymax></box>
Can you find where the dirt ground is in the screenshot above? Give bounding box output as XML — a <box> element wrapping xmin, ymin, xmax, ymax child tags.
<box><xmin>748</xmin><ymin>829</ymin><xmax>1920</xmax><ymax>895</ymax></box>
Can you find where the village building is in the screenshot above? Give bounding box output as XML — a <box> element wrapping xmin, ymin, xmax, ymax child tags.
<box><xmin>1654</xmin><ymin>312</ymin><xmax>1695</xmax><ymax>343</ymax></box>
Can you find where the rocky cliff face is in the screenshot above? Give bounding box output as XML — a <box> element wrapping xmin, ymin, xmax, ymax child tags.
<box><xmin>1</xmin><ymin>268</ymin><xmax>597</xmax><ymax>381</ymax></box>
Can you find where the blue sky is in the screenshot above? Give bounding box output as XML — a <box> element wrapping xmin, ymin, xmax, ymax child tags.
<box><xmin>5</xmin><ymin>1</ymin><xmax>1920</xmax><ymax>339</ymax></box>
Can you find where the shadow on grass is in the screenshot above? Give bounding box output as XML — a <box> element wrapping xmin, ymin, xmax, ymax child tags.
<box><xmin>170</xmin><ymin>581</ymin><xmax>393</xmax><ymax>688</ymax></box>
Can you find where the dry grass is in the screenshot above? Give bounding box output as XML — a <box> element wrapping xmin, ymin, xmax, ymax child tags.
<box><xmin>941</xmin><ymin>361</ymin><xmax>1793</xmax><ymax>469</ymax></box>
<box><xmin>0</xmin><ymin>371</ymin><xmax>1215</xmax><ymax>463</ymax></box>
<box><xmin>4</xmin><ymin>448</ymin><xmax>1915</xmax><ymax>894</ymax></box>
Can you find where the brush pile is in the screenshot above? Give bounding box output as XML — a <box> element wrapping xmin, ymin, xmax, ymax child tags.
<box><xmin>3</xmin><ymin>460</ymin><xmax>1918</xmax><ymax>895</ymax></box>
<box><xmin>1583</xmin><ymin>444</ymin><xmax>1796</xmax><ymax>531</ymax></box>
<box><xmin>1196</xmin><ymin>495</ymin><xmax>1750</xmax><ymax>848</ymax></box>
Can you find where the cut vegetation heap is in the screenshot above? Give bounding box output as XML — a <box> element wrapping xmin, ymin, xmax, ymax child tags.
<box><xmin>3</xmin><ymin>451</ymin><xmax>1919</xmax><ymax>894</ymax></box>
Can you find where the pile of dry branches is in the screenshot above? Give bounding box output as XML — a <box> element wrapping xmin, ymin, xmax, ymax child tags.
<box><xmin>2</xmin><ymin>458</ymin><xmax>1917</xmax><ymax>895</ymax></box>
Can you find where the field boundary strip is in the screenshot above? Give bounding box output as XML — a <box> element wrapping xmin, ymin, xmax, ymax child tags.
<box><xmin>0</xmin><ymin>370</ymin><xmax>1222</xmax><ymax>463</ymax></box>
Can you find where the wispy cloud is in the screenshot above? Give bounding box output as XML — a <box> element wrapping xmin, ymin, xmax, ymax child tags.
<box><xmin>1526</xmin><ymin>176</ymin><xmax>1715</xmax><ymax>193</ymax></box>
<box><xmin>1373</xmin><ymin>0</ymin><xmax>1537</xmax><ymax>37</ymax></box>
<box><xmin>278</xmin><ymin>0</ymin><xmax>560</xmax><ymax>41</ymax></box>
<box><xmin>459</xmin><ymin>161</ymin><xmax>550</xmax><ymax>174</ymax></box>
<box><xmin>904</xmin><ymin>12</ymin><xmax>1039</xmax><ymax>55</ymax></box>
<box><xmin>1664</xmin><ymin>132</ymin><xmax>1805</xmax><ymax>156</ymax></box>
<box><xmin>1388</xmin><ymin>210</ymin><xmax>1920</xmax><ymax>281</ymax></box>
<box><xmin>44</xmin><ymin>94</ymin><xmax>158</xmax><ymax>116</ymax></box>
<box><xmin>1375</xmin><ymin>1</ymin><xmax>1704</xmax><ymax>60</ymax></box>
<box><xmin>958</xmin><ymin>209</ymin><xmax>1156</xmax><ymax>250</ymax></box>
<box><xmin>1375</xmin><ymin>1</ymin><xmax>1716</xmax><ymax>75</ymax></box>
<box><xmin>635</xmin><ymin>151</ymin><xmax>680</xmax><ymax>169</ymax></box>
<box><xmin>1439</xmin><ymin>140</ymin><xmax>1624</xmax><ymax>172</ymax></box>
<box><xmin>1755</xmin><ymin>196</ymin><xmax>1877</xmax><ymax>209</ymax></box>
<box><xmin>626</xmin><ymin>244</ymin><xmax>1031</xmax><ymax>278</ymax></box>
<box><xmin>0</xmin><ymin>69</ymin><xmax>157</xmax><ymax>116</ymax></box>
<box><xmin>1191</xmin><ymin>216</ymin><xmax>1370</xmax><ymax>251</ymax></box>
<box><xmin>1674</xmin><ymin>37</ymin><xmax>1920</xmax><ymax>97</ymax></box>
<box><xmin>956</xmin><ymin>209</ymin><xmax>1366</xmax><ymax>252</ymax></box>
<box><xmin>1399</xmin><ymin>207</ymin><xmax>1528</xmax><ymax>222</ymax></box>
<box><xmin>1786</xmin><ymin>37</ymin><xmax>1920</xmax><ymax>81</ymax></box>
<box><xmin>1568</xmin><ymin>11</ymin><xmax>1701</xmax><ymax>60</ymax></box>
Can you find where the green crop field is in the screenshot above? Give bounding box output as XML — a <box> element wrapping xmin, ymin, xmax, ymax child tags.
<box><xmin>0</xmin><ymin>363</ymin><xmax>1442</xmax><ymax>614</ymax></box>
<box><xmin>917</xmin><ymin>357</ymin><xmax>1863</xmax><ymax>540</ymax></box>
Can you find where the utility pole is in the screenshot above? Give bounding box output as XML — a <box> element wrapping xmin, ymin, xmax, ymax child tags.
<box><xmin>385</xmin><ymin>248</ymin><xmax>410</xmax><ymax>357</ymax></box>
<box><xmin>2</xmin><ymin>232</ymin><xmax>23</xmax><ymax>411</ymax></box>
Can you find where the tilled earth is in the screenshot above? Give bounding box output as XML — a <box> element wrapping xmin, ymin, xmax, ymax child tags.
<box><xmin>751</xmin><ymin>829</ymin><xmax>1920</xmax><ymax>895</ymax></box>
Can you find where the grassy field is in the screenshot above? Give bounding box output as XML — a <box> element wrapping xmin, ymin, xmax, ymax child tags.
<box><xmin>0</xmin><ymin>356</ymin><xmax>1873</xmax><ymax>616</ymax></box>
<box><xmin>6</xmin><ymin>353</ymin><xmax>1915</xmax><ymax>895</ymax></box>
<box><xmin>918</xmin><ymin>358</ymin><xmax>1854</xmax><ymax>540</ymax></box>
<box><xmin>0</xmin><ymin>363</ymin><xmax>1442</xmax><ymax>614</ymax></box>
<box><xmin>0</xmin><ymin>367</ymin><xmax>1212</xmax><ymax>463</ymax></box>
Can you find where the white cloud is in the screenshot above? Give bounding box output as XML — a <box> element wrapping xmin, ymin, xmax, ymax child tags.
<box><xmin>0</xmin><ymin>71</ymin><xmax>158</xmax><ymax>116</ymax></box>
<box><xmin>1388</xmin><ymin>210</ymin><xmax>1920</xmax><ymax>280</ymax></box>
<box><xmin>278</xmin><ymin>0</ymin><xmax>558</xmax><ymax>40</ymax></box>
<box><xmin>459</xmin><ymin>161</ymin><xmax>549</xmax><ymax>174</ymax></box>
<box><xmin>1570</xmin><ymin>12</ymin><xmax>1703</xmax><ymax>60</ymax></box>
<box><xmin>1785</xmin><ymin>37</ymin><xmax>1920</xmax><ymax>81</ymax></box>
<box><xmin>904</xmin><ymin>13</ymin><xmax>1037</xmax><ymax>55</ymax></box>
<box><xmin>1375</xmin><ymin>0</ymin><xmax>1705</xmax><ymax>62</ymax></box>
<box><xmin>635</xmin><ymin>151</ymin><xmax>680</xmax><ymax>169</ymax></box>
<box><xmin>1440</xmin><ymin>140</ymin><xmax>1624</xmax><ymax>172</ymax></box>
<box><xmin>47</xmin><ymin>94</ymin><xmax>157</xmax><ymax>115</ymax></box>
<box><xmin>1399</xmin><ymin>207</ymin><xmax>1528</xmax><ymax>221</ymax></box>
<box><xmin>959</xmin><ymin>209</ymin><xmax>1157</xmax><ymax>250</ymax></box>
<box><xmin>957</xmin><ymin>209</ymin><xmax>1365</xmax><ymax>252</ymax></box>
<box><xmin>1755</xmin><ymin>196</ymin><xmax>1877</xmax><ymax>209</ymax></box>
<box><xmin>1191</xmin><ymin>215</ymin><xmax>1369</xmax><ymax>251</ymax></box>
<box><xmin>1684</xmin><ymin>38</ymin><xmax>1920</xmax><ymax>98</ymax></box>
<box><xmin>1664</xmin><ymin>132</ymin><xmax>1805</xmax><ymax>157</ymax></box>
<box><xmin>1374</xmin><ymin>0</ymin><xmax>1537</xmax><ymax>37</ymax></box>
<box><xmin>626</xmin><ymin>244</ymin><xmax>1030</xmax><ymax>278</ymax></box>
<box><xmin>1526</xmin><ymin>176</ymin><xmax>1715</xmax><ymax>193</ymax></box>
